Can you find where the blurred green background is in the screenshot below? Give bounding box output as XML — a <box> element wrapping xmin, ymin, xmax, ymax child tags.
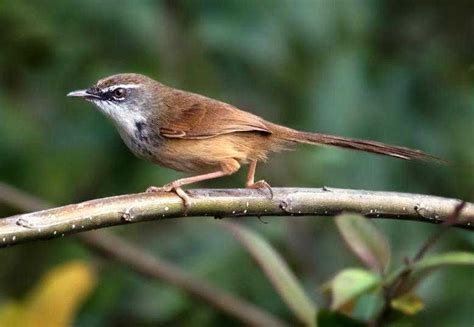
<box><xmin>0</xmin><ymin>0</ymin><xmax>473</xmax><ymax>325</ymax></box>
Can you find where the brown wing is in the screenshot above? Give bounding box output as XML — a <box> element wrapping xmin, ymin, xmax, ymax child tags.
<box><xmin>159</xmin><ymin>90</ymin><xmax>271</xmax><ymax>139</ymax></box>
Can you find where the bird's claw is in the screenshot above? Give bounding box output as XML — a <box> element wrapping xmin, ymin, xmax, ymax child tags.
<box><xmin>247</xmin><ymin>180</ymin><xmax>273</xmax><ymax>199</ymax></box>
<box><xmin>146</xmin><ymin>183</ymin><xmax>192</xmax><ymax>210</ymax></box>
<box><xmin>146</xmin><ymin>184</ymin><xmax>173</xmax><ymax>193</ymax></box>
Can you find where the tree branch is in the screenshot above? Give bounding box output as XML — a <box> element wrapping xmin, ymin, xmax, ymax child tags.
<box><xmin>0</xmin><ymin>182</ymin><xmax>288</xmax><ymax>327</ymax></box>
<box><xmin>0</xmin><ymin>187</ymin><xmax>472</xmax><ymax>248</ymax></box>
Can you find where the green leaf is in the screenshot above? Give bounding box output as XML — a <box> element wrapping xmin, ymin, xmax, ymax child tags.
<box><xmin>336</xmin><ymin>214</ymin><xmax>391</xmax><ymax>273</ymax></box>
<box><xmin>222</xmin><ymin>222</ymin><xmax>317</xmax><ymax>326</ymax></box>
<box><xmin>317</xmin><ymin>309</ymin><xmax>366</xmax><ymax>327</ymax></box>
<box><xmin>391</xmin><ymin>293</ymin><xmax>424</xmax><ymax>315</ymax></box>
<box><xmin>324</xmin><ymin>268</ymin><xmax>381</xmax><ymax>310</ymax></box>
<box><xmin>412</xmin><ymin>252</ymin><xmax>474</xmax><ymax>272</ymax></box>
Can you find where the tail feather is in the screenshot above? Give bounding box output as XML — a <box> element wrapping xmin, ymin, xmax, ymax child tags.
<box><xmin>270</xmin><ymin>124</ymin><xmax>442</xmax><ymax>162</ymax></box>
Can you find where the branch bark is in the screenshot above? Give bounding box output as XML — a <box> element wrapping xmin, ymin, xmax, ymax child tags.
<box><xmin>1</xmin><ymin>187</ymin><xmax>472</xmax><ymax>248</ymax></box>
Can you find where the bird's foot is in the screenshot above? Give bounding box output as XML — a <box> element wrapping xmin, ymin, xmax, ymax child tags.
<box><xmin>146</xmin><ymin>184</ymin><xmax>173</xmax><ymax>193</ymax></box>
<box><xmin>146</xmin><ymin>183</ymin><xmax>192</xmax><ymax>209</ymax></box>
<box><xmin>246</xmin><ymin>180</ymin><xmax>273</xmax><ymax>199</ymax></box>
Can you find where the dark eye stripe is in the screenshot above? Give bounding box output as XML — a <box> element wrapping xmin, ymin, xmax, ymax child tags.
<box><xmin>102</xmin><ymin>88</ymin><xmax>127</xmax><ymax>101</ymax></box>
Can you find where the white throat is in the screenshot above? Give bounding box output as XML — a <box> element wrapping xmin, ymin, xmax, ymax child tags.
<box><xmin>93</xmin><ymin>100</ymin><xmax>145</xmax><ymax>138</ymax></box>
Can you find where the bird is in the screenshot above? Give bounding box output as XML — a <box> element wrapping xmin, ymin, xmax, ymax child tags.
<box><xmin>68</xmin><ymin>73</ymin><xmax>440</xmax><ymax>206</ymax></box>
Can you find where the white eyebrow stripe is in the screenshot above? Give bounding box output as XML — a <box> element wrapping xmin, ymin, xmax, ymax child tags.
<box><xmin>102</xmin><ymin>84</ymin><xmax>141</xmax><ymax>93</ymax></box>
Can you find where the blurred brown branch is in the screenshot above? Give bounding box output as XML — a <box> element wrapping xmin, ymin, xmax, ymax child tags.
<box><xmin>0</xmin><ymin>182</ymin><xmax>287</xmax><ymax>327</ymax></box>
<box><xmin>0</xmin><ymin>187</ymin><xmax>472</xmax><ymax>249</ymax></box>
<box><xmin>78</xmin><ymin>232</ymin><xmax>287</xmax><ymax>327</ymax></box>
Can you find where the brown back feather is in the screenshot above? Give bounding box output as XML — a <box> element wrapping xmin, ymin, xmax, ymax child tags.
<box><xmin>157</xmin><ymin>88</ymin><xmax>271</xmax><ymax>139</ymax></box>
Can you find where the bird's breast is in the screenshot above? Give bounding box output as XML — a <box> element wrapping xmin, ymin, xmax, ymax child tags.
<box><xmin>118</xmin><ymin>120</ymin><xmax>163</xmax><ymax>161</ymax></box>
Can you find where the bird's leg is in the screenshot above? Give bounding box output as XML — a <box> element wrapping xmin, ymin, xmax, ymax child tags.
<box><xmin>245</xmin><ymin>160</ymin><xmax>257</xmax><ymax>186</ymax></box>
<box><xmin>245</xmin><ymin>160</ymin><xmax>273</xmax><ymax>198</ymax></box>
<box><xmin>147</xmin><ymin>159</ymin><xmax>240</xmax><ymax>207</ymax></box>
<box><xmin>147</xmin><ymin>171</ymin><xmax>227</xmax><ymax>207</ymax></box>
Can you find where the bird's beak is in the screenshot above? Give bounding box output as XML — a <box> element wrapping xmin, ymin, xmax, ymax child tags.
<box><xmin>67</xmin><ymin>88</ymin><xmax>101</xmax><ymax>99</ymax></box>
<box><xmin>67</xmin><ymin>89</ymin><xmax>89</xmax><ymax>97</ymax></box>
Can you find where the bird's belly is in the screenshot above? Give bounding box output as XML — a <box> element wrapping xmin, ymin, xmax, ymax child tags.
<box><xmin>118</xmin><ymin>130</ymin><xmax>205</xmax><ymax>172</ymax></box>
<box><xmin>148</xmin><ymin>133</ymin><xmax>277</xmax><ymax>173</ymax></box>
<box><xmin>118</xmin><ymin>129</ymin><xmax>279</xmax><ymax>174</ymax></box>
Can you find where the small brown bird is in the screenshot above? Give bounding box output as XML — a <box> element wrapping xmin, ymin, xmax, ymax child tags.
<box><xmin>68</xmin><ymin>73</ymin><xmax>439</xmax><ymax>206</ymax></box>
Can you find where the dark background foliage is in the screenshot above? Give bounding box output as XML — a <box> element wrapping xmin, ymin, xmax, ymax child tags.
<box><xmin>0</xmin><ymin>1</ymin><xmax>473</xmax><ymax>325</ymax></box>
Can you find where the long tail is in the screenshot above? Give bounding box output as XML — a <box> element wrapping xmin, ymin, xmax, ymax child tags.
<box><xmin>269</xmin><ymin>123</ymin><xmax>442</xmax><ymax>162</ymax></box>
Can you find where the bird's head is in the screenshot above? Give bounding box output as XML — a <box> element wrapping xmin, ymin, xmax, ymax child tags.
<box><xmin>67</xmin><ymin>73</ymin><xmax>159</xmax><ymax>133</ymax></box>
<box><xmin>68</xmin><ymin>73</ymin><xmax>159</xmax><ymax>118</ymax></box>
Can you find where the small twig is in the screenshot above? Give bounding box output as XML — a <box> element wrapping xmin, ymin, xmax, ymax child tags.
<box><xmin>413</xmin><ymin>201</ymin><xmax>466</xmax><ymax>262</ymax></box>
<box><xmin>374</xmin><ymin>201</ymin><xmax>467</xmax><ymax>326</ymax></box>
<box><xmin>0</xmin><ymin>182</ymin><xmax>287</xmax><ymax>327</ymax></box>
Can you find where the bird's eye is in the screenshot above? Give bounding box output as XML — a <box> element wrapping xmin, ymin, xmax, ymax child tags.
<box><xmin>113</xmin><ymin>88</ymin><xmax>126</xmax><ymax>99</ymax></box>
